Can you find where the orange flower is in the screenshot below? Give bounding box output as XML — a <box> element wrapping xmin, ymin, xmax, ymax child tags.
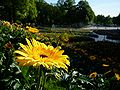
<box><xmin>89</xmin><ymin>72</ymin><xmax>97</xmax><ymax>78</ymax></box>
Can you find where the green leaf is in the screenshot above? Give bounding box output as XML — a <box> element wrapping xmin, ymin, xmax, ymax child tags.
<box><xmin>20</xmin><ymin>66</ymin><xmax>30</xmax><ymax>79</ymax></box>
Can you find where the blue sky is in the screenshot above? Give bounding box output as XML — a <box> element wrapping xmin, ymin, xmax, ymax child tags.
<box><xmin>45</xmin><ymin>0</ymin><xmax>120</xmax><ymax>17</ymax></box>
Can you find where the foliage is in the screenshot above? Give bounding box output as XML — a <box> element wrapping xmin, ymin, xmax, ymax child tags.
<box><xmin>0</xmin><ymin>0</ymin><xmax>97</xmax><ymax>26</ymax></box>
<box><xmin>59</xmin><ymin>70</ymin><xmax>113</xmax><ymax>90</ymax></box>
<box><xmin>112</xmin><ymin>13</ymin><xmax>120</xmax><ymax>26</ymax></box>
<box><xmin>0</xmin><ymin>0</ymin><xmax>37</xmax><ymax>23</ymax></box>
<box><xmin>76</xmin><ymin>0</ymin><xmax>95</xmax><ymax>24</ymax></box>
<box><xmin>0</xmin><ymin>21</ymin><xmax>28</xmax><ymax>89</ymax></box>
<box><xmin>95</xmin><ymin>15</ymin><xmax>112</xmax><ymax>25</ymax></box>
<box><xmin>0</xmin><ymin>21</ymin><xmax>70</xmax><ymax>89</ymax></box>
<box><xmin>0</xmin><ymin>20</ymin><xmax>120</xmax><ymax>89</ymax></box>
<box><xmin>1</xmin><ymin>0</ymin><xmax>120</xmax><ymax>26</ymax></box>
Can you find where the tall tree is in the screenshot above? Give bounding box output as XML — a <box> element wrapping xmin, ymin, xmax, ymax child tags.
<box><xmin>65</xmin><ymin>6</ymin><xmax>78</xmax><ymax>24</ymax></box>
<box><xmin>64</xmin><ymin>0</ymin><xmax>75</xmax><ymax>9</ymax></box>
<box><xmin>15</xmin><ymin>0</ymin><xmax>30</xmax><ymax>22</ymax></box>
<box><xmin>112</xmin><ymin>14</ymin><xmax>120</xmax><ymax>26</ymax></box>
<box><xmin>15</xmin><ymin>0</ymin><xmax>37</xmax><ymax>23</ymax></box>
<box><xmin>0</xmin><ymin>0</ymin><xmax>37</xmax><ymax>23</ymax></box>
<box><xmin>76</xmin><ymin>0</ymin><xmax>95</xmax><ymax>24</ymax></box>
<box><xmin>95</xmin><ymin>15</ymin><xmax>112</xmax><ymax>25</ymax></box>
<box><xmin>104</xmin><ymin>15</ymin><xmax>112</xmax><ymax>25</ymax></box>
<box><xmin>0</xmin><ymin>0</ymin><xmax>15</xmax><ymax>21</ymax></box>
<box><xmin>57</xmin><ymin>0</ymin><xmax>65</xmax><ymax>6</ymax></box>
<box><xmin>95</xmin><ymin>15</ymin><xmax>105</xmax><ymax>25</ymax></box>
<box><xmin>27</xmin><ymin>0</ymin><xmax>38</xmax><ymax>22</ymax></box>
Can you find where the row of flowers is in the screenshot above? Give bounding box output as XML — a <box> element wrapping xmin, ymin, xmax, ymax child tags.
<box><xmin>0</xmin><ymin>20</ymin><xmax>71</xmax><ymax>89</ymax></box>
<box><xmin>0</xmin><ymin>20</ymin><xmax>120</xmax><ymax>89</ymax></box>
<box><xmin>1</xmin><ymin>20</ymin><xmax>120</xmax><ymax>78</ymax></box>
<box><xmin>1</xmin><ymin>20</ymin><xmax>39</xmax><ymax>33</ymax></box>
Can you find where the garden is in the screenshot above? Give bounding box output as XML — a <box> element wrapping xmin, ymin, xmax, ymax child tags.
<box><xmin>0</xmin><ymin>20</ymin><xmax>120</xmax><ymax>90</ymax></box>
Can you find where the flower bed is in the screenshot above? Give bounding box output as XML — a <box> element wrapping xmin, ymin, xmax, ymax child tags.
<box><xmin>0</xmin><ymin>21</ymin><xmax>120</xmax><ymax>90</ymax></box>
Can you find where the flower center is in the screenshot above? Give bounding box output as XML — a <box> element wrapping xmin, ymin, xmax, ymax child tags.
<box><xmin>40</xmin><ymin>54</ymin><xmax>48</xmax><ymax>58</ymax></box>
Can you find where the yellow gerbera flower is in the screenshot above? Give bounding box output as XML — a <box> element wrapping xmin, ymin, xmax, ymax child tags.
<box><xmin>115</xmin><ymin>73</ymin><xmax>120</xmax><ymax>80</ymax></box>
<box><xmin>2</xmin><ymin>21</ymin><xmax>11</xmax><ymax>27</ymax></box>
<box><xmin>12</xmin><ymin>23</ymin><xmax>22</xmax><ymax>28</ymax></box>
<box><xmin>26</xmin><ymin>26</ymin><xmax>39</xmax><ymax>33</ymax></box>
<box><xmin>89</xmin><ymin>56</ymin><xmax>96</xmax><ymax>60</ymax></box>
<box><xmin>14</xmin><ymin>38</ymin><xmax>70</xmax><ymax>71</ymax></box>
<box><xmin>89</xmin><ymin>72</ymin><xmax>97</xmax><ymax>78</ymax></box>
<box><xmin>102</xmin><ymin>64</ymin><xmax>109</xmax><ymax>67</ymax></box>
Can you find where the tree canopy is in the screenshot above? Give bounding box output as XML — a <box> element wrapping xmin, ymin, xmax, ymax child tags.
<box><xmin>0</xmin><ymin>0</ymin><xmax>37</xmax><ymax>23</ymax></box>
<box><xmin>112</xmin><ymin>13</ymin><xmax>120</xmax><ymax>26</ymax></box>
<box><xmin>1</xmin><ymin>0</ymin><xmax>119</xmax><ymax>27</ymax></box>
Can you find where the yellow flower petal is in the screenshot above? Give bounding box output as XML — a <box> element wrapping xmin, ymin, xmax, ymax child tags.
<box><xmin>89</xmin><ymin>72</ymin><xmax>97</xmax><ymax>78</ymax></box>
<box><xmin>15</xmin><ymin>50</ymin><xmax>28</xmax><ymax>56</ymax></box>
<box><xmin>102</xmin><ymin>64</ymin><xmax>109</xmax><ymax>67</ymax></box>
<box><xmin>115</xmin><ymin>73</ymin><xmax>120</xmax><ymax>80</ymax></box>
<box><xmin>14</xmin><ymin>38</ymin><xmax>70</xmax><ymax>71</ymax></box>
<box><xmin>26</xmin><ymin>38</ymin><xmax>33</xmax><ymax>49</ymax></box>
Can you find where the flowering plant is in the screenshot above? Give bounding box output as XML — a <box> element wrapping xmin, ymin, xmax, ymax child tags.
<box><xmin>14</xmin><ymin>38</ymin><xmax>70</xmax><ymax>89</ymax></box>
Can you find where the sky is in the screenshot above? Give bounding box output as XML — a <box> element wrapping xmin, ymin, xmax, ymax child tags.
<box><xmin>45</xmin><ymin>0</ymin><xmax>120</xmax><ymax>17</ymax></box>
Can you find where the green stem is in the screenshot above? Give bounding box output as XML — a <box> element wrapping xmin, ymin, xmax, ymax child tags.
<box><xmin>36</xmin><ymin>66</ymin><xmax>41</xmax><ymax>90</ymax></box>
<box><xmin>42</xmin><ymin>70</ymin><xmax>45</xmax><ymax>90</ymax></box>
<box><xmin>36</xmin><ymin>66</ymin><xmax>46</xmax><ymax>90</ymax></box>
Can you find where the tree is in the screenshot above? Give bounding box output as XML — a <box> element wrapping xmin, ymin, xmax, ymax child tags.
<box><xmin>104</xmin><ymin>15</ymin><xmax>112</xmax><ymax>25</ymax></box>
<box><xmin>57</xmin><ymin>0</ymin><xmax>65</xmax><ymax>7</ymax></box>
<box><xmin>64</xmin><ymin>0</ymin><xmax>75</xmax><ymax>9</ymax></box>
<box><xmin>75</xmin><ymin>0</ymin><xmax>95</xmax><ymax>24</ymax></box>
<box><xmin>15</xmin><ymin>0</ymin><xmax>37</xmax><ymax>23</ymax></box>
<box><xmin>27</xmin><ymin>0</ymin><xmax>38</xmax><ymax>22</ymax></box>
<box><xmin>65</xmin><ymin>6</ymin><xmax>78</xmax><ymax>24</ymax></box>
<box><xmin>0</xmin><ymin>0</ymin><xmax>15</xmax><ymax>21</ymax></box>
<box><xmin>112</xmin><ymin>13</ymin><xmax>120</xmax><ymax>26</ymax></box>
<box><xmin>15</xmin><ymin>0</ymin><xmax>30</xmax><ymax>23</ymax></box>
<box><xmin>36</xmin><ymin>1</ymin><xmax>66</xmax><ymax>25</ymax></box>
<box><xmin>0</xmin><ymin>0</ymin><xmax>37</xmax><ymax>23</ymax></box>
<box><xmin>95</xmin><ymin>15</ymin><xmax>112</xmax><ymax>25</ymax></box>
<box><xmin>95</xmin><ymin>15</ymin><xmax>105</xmax><ymax>25</ymax></box>
<box><xmin>36</xmin><ymin>0</ymin><xmax>44</xmax><ymax>3</ymax></box>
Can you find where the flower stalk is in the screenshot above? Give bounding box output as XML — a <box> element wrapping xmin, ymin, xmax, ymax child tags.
<box><xmin>36</xmin><ymin>66</ymin><xmax>46</xmax><ymax>90</ymax></box>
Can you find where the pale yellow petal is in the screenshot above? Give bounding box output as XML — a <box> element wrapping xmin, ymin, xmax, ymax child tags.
<box><xmin>15</xmin><ymin>50</ymin><xmax>28</xmax><ymax>56</ymax></box>
<box><xmin>16</xmin><ymin>56</ymin><xmax>25</xmax><ymax>59</ymax></box>
<box><xmin>32</xmin><ymin>38</ymin><xmax>38</xmax><ymax>47</ymax></box>
<box><xmin>26</xmin><ymin>38</ymin><xmax>32</xmax><ymax>49</ymax></box>
<box><xmin>57</xmin><ymin>50</ymin><xmax>64</xmax><ymax>55</ymax></box>
<box><xmin>19</xmin><ymin>43</ymin><xmax>28</xmax><ymax>52</ymax></box>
